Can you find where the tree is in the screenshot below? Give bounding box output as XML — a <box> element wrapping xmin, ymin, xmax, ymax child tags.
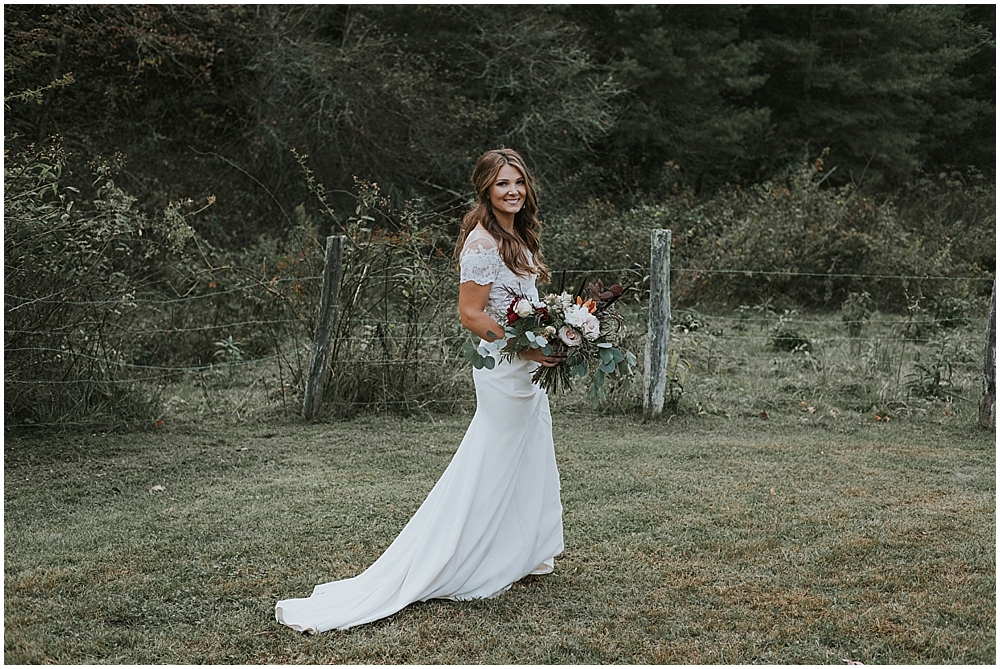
<box><xmin>359</xmin><ymin>5</ymin><xmax>623</xmax><ymax>209</ymax></box>
<box><xmin>567</xmin><ymin>5</ymin><xmax>770</xmax><ymax>195</ymax></box>
<box><xmin>745</xmin><ymin>4</ymin><xmax>993</xmax><ymax>187</ymax></box>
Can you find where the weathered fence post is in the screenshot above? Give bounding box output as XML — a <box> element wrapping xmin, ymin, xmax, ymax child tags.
<box><xmin>303</xmin><ymin>235</ymin><xmax>345</xmax><ymax>421</ymax></box>
<box><xmin>979</xmin><ymin>278</ymin><xmax>996</xmax><ymax>428</ymax></box>
<box><xmin>643</xmin><ymin>229</ymin><xmax>672</xmax><ymax>419</ymax></box>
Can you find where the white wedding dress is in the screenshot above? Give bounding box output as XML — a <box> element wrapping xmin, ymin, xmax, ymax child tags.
<box><xmin>275</xmin><ymin>228</ymin><xmax>564</xmax><ymax>633</ymax></box>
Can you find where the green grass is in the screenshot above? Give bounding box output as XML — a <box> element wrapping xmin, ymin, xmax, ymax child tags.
<box><xmin>572</xmin><ymin>306</ymin><xmax>991</xmax><ymax>423</ymax></box>
<box><xmin>5</xmin><ymin>407</ymin><xmax>994</xmax><ymax>663</ymax></box>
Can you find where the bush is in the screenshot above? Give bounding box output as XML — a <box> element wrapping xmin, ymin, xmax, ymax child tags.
<box><xmin>294</xmin><ymin>159</ymin><xmax>472</xmax><ymax>417</ymax></box>
<box><xmin>841</xmin><ymin>291</ymin><xmax>875</xmax><ymax>339</ymax></box>
<box><xmin>4</xmin><ymin>146</ymin><xmax>196</xmax><ymax>426</ymax></box>
<box><xmin>545</xmin><ymin>156</ymin><xmax>995</xmax><ymax>312</ymax></box>
<box><xmin>3</xmin><ymin>143</ymin><xmax>323</xmax><ymax>428</ymax></box>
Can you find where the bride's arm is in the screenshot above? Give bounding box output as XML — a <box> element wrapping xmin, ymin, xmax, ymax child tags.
<box><xmin>458</xmin><ymin>281</ymin><xmax>504</xmax><ymax>342</ymax></box>
<box><xmin>458</xmin><ymin>281</ymin><xmax>564</xmax><ymax>367</ymax></box>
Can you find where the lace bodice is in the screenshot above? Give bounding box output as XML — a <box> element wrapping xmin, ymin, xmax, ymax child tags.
<box><xmin>459</xmin><ymin>227</ymin><xmax>538</xmax><ymax>322</ymax></box>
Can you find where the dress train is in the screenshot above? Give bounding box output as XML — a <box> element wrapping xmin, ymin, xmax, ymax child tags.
<box><xmin>275</xmin><ymin>354</ymin><xmax>563</xmax><ymax>633</ymax></box>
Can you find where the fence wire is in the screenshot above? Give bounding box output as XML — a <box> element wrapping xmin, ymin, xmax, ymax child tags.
<box><xmin>5</xmin><ymin>264</ymin><xmax>992</xmax><ymax>428</ymax></box>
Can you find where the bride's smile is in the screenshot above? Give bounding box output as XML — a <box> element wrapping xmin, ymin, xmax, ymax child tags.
<box><xmin>489</xmin><ymin>163</ymin><xmax>526</xmax><ymax>224</ymax></box>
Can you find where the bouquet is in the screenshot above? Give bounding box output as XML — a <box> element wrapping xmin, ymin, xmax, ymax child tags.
<box><xmin>464</xmin><ymin>277</ymin><xmax>637</xmax><ymax>404</ymax></box>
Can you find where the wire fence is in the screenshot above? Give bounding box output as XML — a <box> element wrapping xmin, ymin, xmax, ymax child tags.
<box><xmin>5</xmin><ymin>263</ymin><xmax>993</xmax><ymax>428</ymax></box>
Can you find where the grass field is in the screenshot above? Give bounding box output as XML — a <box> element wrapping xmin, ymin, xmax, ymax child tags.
<box><xmin>4</xmin><ymin>402</ymin><xmax>995</xmax><ymax>663</ymax></box>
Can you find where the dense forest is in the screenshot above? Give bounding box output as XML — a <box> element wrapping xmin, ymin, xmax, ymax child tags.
<box><xmin>4</xmin><ymin>4</ymin><xmax>996</xmax><ymax>426</ymax></box>
<box><xmin>5</xmin><ymin>4</ymin><xmax>995</xmax><ymax>238</ymax></box>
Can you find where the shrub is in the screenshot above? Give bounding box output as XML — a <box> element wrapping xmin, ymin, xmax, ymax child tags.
<box><xmin>768</xmin><ymin>310</ymin><xmax>812</xmax><ymax>353</ymax></box>
<box><xmin>545</xmin><ymin>155</ymin><xmax>995</xmax><ymax>313</ymax></box>
<box><xmin>4</xmin><ymin>146</ymin><xmax>196</xmax><ymax>426</ymax></box>
<box><xmin>930</xmin><ymin>296</ymin><xmax>974</xmax><ymax>330</ymax></box>
<box><xmin>294</xmin><ymin>157</ymin><xmax>471</xmax><ymax>417</ymax></box>
<box><xmin>842</xmin><ymin>291</ymin><xmax>875</xmax><ymax>339</ymax></box>
<box><xmin>770</xmin><ymin>326</ymin><xmax>812</xmax><ymax>353</ymax></box>
<box><xmin>905</xmin><ymin>339</ymin><xmax>956</xmax><ymax>399</ymax></box>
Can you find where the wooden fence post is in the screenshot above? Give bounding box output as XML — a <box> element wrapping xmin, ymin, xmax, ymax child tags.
<box><xmin>303</xmin><ymin>235</ymin><xmax>345</xmax><ymax>421</ymax></box>
<box><xmin>979</xmin><ymin>278</ymin><xmax>996</xmax><ymax>428</ymax></box>
<box><xmin>643</xmin><ymin>229</ymin><xmax>671</xmax><ymax>419</ymax></box>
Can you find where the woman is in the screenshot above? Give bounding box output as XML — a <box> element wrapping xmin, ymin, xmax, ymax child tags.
<box><xmin>275</xmin><ymin>148</ymin><xmax>566</xmax><ymax>633</ymax></box>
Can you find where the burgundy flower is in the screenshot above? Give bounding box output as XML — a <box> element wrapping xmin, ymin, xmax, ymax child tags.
<box><xmin>507</xmin><ymin>298</ymin><xmax>520</xmax><ymax>323</ymax></box>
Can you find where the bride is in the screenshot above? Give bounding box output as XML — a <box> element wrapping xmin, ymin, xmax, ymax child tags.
<box><xmin>275</xmin><ymin>148</ymin><xmax>566</xmax><ymax>633</ymax></box>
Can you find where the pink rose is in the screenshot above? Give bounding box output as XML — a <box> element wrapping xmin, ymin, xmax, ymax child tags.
<box><xmin>558</xmin><ymin>325</ymin><xmax>582</xmax><ymax>347</ymax></box>
<box><xmin>580</xmin><ymin>314</ymin><xmax>601</xmax><ymax>340</ymax></box>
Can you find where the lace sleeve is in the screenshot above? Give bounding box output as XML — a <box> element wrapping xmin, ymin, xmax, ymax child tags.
<box><xmin>460</xmin><ymin>245</ymin><xmax>502</xmax><ymax>285</ymax></box>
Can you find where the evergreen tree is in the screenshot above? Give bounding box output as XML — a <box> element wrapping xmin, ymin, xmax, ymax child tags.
<box><xmin>746</xmin><ymin>4</ymin><xmax>992</xmax><ymax>186</ymax></box>
<box><xmin>568</xmin><ymin>5</ymin><xmax>770</xmax><ymax>195</ymax></box>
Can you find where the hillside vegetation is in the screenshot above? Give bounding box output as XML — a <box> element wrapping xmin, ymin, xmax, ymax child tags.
<box><xmin>4</xmin><ymin>5</ymin><xmax>995</xmax><ymax>427</ymax></box>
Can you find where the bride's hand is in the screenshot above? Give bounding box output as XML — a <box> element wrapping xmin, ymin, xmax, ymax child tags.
<box><xmin>520</xmin><ymin>347</ymin><xmax>567</xmax><ymax>368</ymax></box>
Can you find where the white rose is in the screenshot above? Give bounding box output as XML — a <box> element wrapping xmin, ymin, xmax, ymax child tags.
<box><xmin>514</xmin><ymin>298</ymin><xmax>534</xmax><ymax>318</ymax></box>
<box><xmin>543</xmin><ymin>325</ymin><xmax>556</xmax><ymax>336</ymax></box>
<box><xmin>581</xmin><ymin>314</ymin><xmax>601</xmax><ymax>340</ymax></box>
<box><xmin>559</xmin><ymin>325</ymin><xmax>582</xmax><ymax>347</ymax></box>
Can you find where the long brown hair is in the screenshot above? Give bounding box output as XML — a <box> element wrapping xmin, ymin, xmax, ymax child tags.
<box><xmin>455</xmin><ymin>148</ymin><xmax>550</xmax><ymax>283</ymax></box>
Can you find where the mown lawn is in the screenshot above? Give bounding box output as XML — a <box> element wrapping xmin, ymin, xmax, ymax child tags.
<box><xmin>4</xmin><ymin>408</ymin><xmax>995</xmax><ymax>664</ymax></box>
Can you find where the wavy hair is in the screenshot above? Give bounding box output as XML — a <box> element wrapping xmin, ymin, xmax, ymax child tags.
<box><xmin>455</xmin><ymin>148</ymin><xmax>550</xmax><ymax>283</ymax></box>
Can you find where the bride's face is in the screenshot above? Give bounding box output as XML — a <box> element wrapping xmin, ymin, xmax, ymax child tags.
<box><xmin>488</xmin><ymin>164</ymin><xmax>526</xmax><ymax>218</ymax></box>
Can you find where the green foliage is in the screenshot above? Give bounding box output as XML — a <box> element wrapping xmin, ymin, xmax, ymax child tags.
<box><xmin>746</xmin><ymin>4</ymin><xmax>993</xmax><ymax>188</ymax></box>
<box><xmin>4</xmin><ymin>4</ymin><xmax>993</xmax><ymax>242</ymax></box>
<box><xmin>901</xmin><ymin>300</ymin><xmax>941</xmax><ymax>343</ymax></box>
<box><xmin>543</xmin><ymin>197</ymin><xmax>663</xmax><ymax>279</ymax></box>
<box><xmin>3</xmin><ymin>141</ymin><xmax>331</xmax><ymax>428</ymax></box>
<box><xmin>213</xmin><ymin>336</ymin><xmax>244</xmax><ymax>363</ymax></box>
<box><xmin>905</xmin><ymin>339</ymin><xmax>957</xmax><ymax>399</ymax></box>
<box><xmin>577</xmin><ymin>4</ymin><xmax>770</xmax><ymax>193</ymax></box>
<box><xmin>3</xmin><ymin>4</ymin><xmax>995</xmax><ymax>428</ymax></box>
<box><xmin>3</xmin><ymin>144</ymin><xmax>196</xmax><ymax>426</ymax></box>
<box><xmin>894</xmin><ymin>168</ymin><xmax>996</xmax><ymax>282</ymax></box>
<box><xmin>842</xmin><ymin>291</ymin><xmax>875</xmax><ymax>339</ymax></box>
<box><xmin>931</xmin><ymin>296</ymin><xmax>974</xmax><ymax>330</ymax></box>
<box><xmin>553</xmin><ymin>156</ymin><xmax>994</xmax><ymax>311</ymax></box>
<box><xmin>295</xmin><ymin>162</ymin><xmax>468</xmax><ymax>417</ymax></box>
<box><xmin>372</xmin><ymin>5</ymin><xmax>623</xmax><ymax>208</ymax></box>
<box><xmin>770</xmin><ymin>311</ymin><xmax>813</xmax><ymax>353</ymax></box>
